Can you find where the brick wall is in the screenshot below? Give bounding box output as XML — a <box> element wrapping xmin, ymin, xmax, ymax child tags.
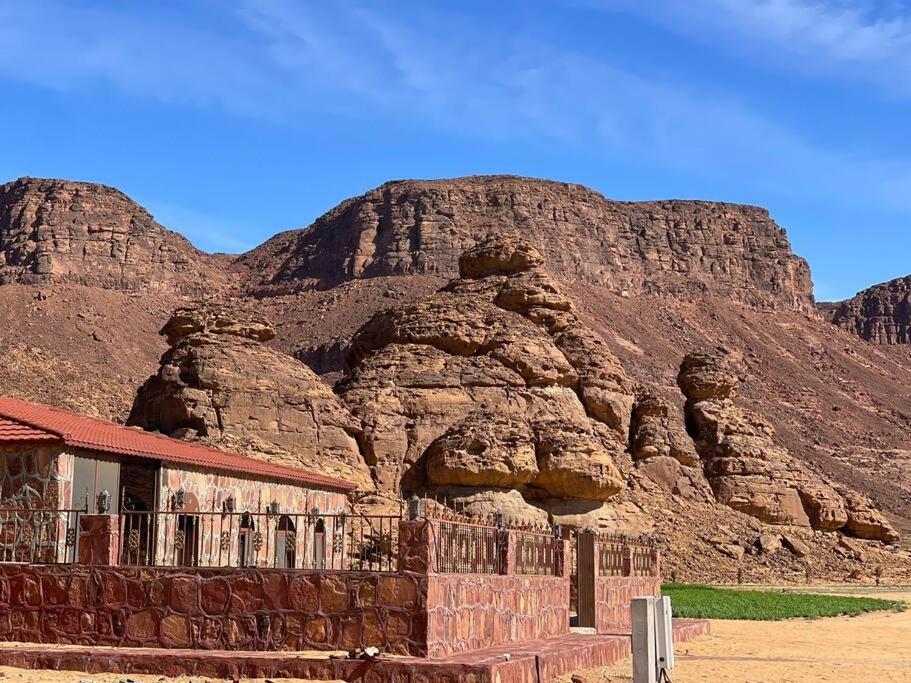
<box><xmin>0</xmin><ymin>564</ymin><xmax>428</xmax><ymax>655</ymax></box>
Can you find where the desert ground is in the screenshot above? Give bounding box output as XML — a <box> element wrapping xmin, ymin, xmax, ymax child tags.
<box><xmin>564</xmin><ymin>587</ymin><xmax>911</xmax><ymax>683</ymax></box>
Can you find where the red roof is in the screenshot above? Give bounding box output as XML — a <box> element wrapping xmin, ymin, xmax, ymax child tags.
<box><xmin>0</xmin><ymin>396</ymin><xmax>355</xmax><ymax>492</ymax></box>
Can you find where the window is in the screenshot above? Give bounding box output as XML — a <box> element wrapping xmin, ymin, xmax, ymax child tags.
<box><xmin>274</xmin><ymin>515</ymin><xmax>296</xmax><ymax>569</ymax></box>
<box><xmin>72</xmin><ymin>455</ymin><xmax>120</xmax><ymax>512</ymax></box>
<box><xmin>314</xmin><ymin>517</ymin><xmax>326</xmax><ymax>569</ymax></box>
<box><xmin>238</xmin><ymin>513</ymin><xmax>256</xmax><ymax>567</ymax></box>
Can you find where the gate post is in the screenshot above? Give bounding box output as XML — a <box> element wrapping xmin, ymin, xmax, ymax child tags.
<box><xmin>576</xmin><ymin>529</ymin><xmax>596</xmax><ymax>628</ymax></box>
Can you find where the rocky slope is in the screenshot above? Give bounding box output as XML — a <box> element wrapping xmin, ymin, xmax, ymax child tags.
<box><xmin>0</xmin><ymin>177</ymin><xmax>228</xmax><ymax>294</ymax></box>
<box><xmin>236</xmin><ymin>176</ymin><xmax>814</xmax><ymax>312</ymax></box>
<box><xmin>829</xmin><ymin>275</ymin><xmax>911</xmax><ymax>344</ymax></box>
<box><xmin>1</xmin><ymin>174</ymin><xmax>910</xmax><ymax>582</ymax></box>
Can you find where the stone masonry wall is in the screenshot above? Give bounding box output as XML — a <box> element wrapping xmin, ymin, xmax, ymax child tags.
<box><xmin>0</xmin><ymin>445</ymin><xmax>71</xmax><ymax>509</ymax></box>
<box><xmin>0</xmin><ymin>564</ymin><xmax>427</xmax><ymax>655</ymax></box>
<box><xmin>153</xmin><ymin>465</ymin><xmax>348</xmax><ymax>568</ymax></box>
<box><xmin>595</xmin><ymin>576</ymin><xmax>661</xmax><ymax>632</ymax></box>
<box><xmin>425</xmin><ymin>574</ymin><xmax>570</xmax><ymax>658</ymax></box>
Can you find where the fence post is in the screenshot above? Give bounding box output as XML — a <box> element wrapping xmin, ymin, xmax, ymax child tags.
<box><xmin>622</xmin><ymin>541</ymin><xmax>634</xmax><ymax>577</ymax></box>
<box><xmin>500</xmin><ymin>528</ymin><xmax>516</xmax><ymax>575</ymax></box>
<box><xmin>649</xmin><ymin>546</ymin><xmax>661</xmax><ymax>578</ymax></box>
<box><xmin>397</xmin><ymin>517</ymin><xmax>436</xmax><ymax>575</ymax></box>
<box><xmin>78</xmin><ymin>514</ymin><xmax>122</xmax><ymax>565</ymax></box>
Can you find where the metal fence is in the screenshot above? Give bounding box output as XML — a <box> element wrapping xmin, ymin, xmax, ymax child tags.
<box><xmin>514</xmin><ymin>529</ymin><xmax>561</xmax><ymax>576</ymax></box>
<box><xmin>596</xmin><ymin>534</ymin><xmax>627</xmax><ymax>577</ymax></box>
<box><xmin>119</xmin><ymin>510</ymin><xmax>401</xmax><ymax>571</ymax></box>
<box><xmin>435</xmin><ymin>519</ymin><xmax>503</xmax><ymax>574</ymax></box>
<box><xmin>0</xmin><ymin>508</ymin><xmax>83</xmax><ymax>564</ymax></box>
<box><xmin>596</xmin><ymin>533</ymin><xmax>656</xmax><ymax>577</ymax></box>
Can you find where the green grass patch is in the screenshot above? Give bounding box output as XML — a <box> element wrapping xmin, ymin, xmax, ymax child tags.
<box><xmin>662</xmin><ymin>583</ymin><xmax>906</xmax><ymax>621</ymax></box>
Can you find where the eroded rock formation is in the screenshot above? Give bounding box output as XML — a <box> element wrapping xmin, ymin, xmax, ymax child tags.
<box><xmin>678</xmin><ymin>351</ymin><xmax>898</xmax><ymax>542</ymax></box>
<box><xmin>128</xmin><ymin>304</ymin><xmax>373</xmax><ymax>489</ymax></box>
<box><xmin>236</xmin><ymin>176</ymin><xmax>814</xmax><ymax>312</ymax></box>
<box><xmin>337</xmin><ymin>236</ymin><xmax>635</xmax><ymax>512</ymax></box>
<box><xmin>0</xmin><ymin>177</ymin><xmax>226</xmax><ymax>294</ymax></box>
<box><xmin>831</xmin><ymin>275</ymin><xmax>911</xmax><ymax>344</ymax></box>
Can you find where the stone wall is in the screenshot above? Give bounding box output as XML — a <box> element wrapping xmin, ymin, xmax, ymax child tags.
<box><xmin>425</xmin><ymin>574</ymin><xmax>570</xmax><ymax>658</ymax></box>
<box><xmin>0</xmin><ymin>445</ymin><xmax>71</xmax><ymax>509</ymax></box>
<box><xmin>158</xmin><ymin>464</ymin><xmax>347</xmax><ymax>516</ymax></box>
<box><xmin>0</xmin><ymin>564</ymin><xmax>428</xmax><ymax>655</ymax></box>
<box><xmin>595</xmin><ymin>576</ymin><xmax>661</xmax><ymax>632</ymax></box>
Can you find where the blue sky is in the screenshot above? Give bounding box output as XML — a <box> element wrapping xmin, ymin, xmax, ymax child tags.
<box><xmin>1</xmin><ymin>1</ymin><xmax>910</xmax><ymax>301</ymax></box>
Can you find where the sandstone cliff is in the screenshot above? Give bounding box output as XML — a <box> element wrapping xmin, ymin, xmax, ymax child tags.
<box><xmin>336</xmin><ymin>237</ymin><xmax>640</xmax><ymax>522</ymax></box>
<box><xmin>128</xmin><ymin>304</ymin><xmax>373</xmax><ymax>489</ymax></box>
<box><xmin>0</xmin><ymin>177</ymin><xmax>227</xmax><ymax>294</ymax></box>
<box><xmin>678</xmin><ymin>351</ymin><xmax>898</xmax><ymax>542</ymax></box>
<box><xmin>830</xmin><ymin>275</ymin><xmax>911</xmax><ymax>344</ymax></box>
<box><xmin>236</xmin><ymin>176</ymin><xmax>815</xmax><ymax>312</ymax></box>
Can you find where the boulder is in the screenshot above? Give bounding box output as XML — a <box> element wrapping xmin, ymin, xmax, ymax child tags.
<box><xmin>425</xmin><ymin>413</ymin><xmax>538</xmax><ymax>488</ymax></box>
<box><xmin>129</xmin><ymin>305</ymin><xmax>373</xmax><ymax>489</ymax></box>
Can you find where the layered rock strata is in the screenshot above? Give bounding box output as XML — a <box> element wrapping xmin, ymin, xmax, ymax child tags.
<box><xmin>236</xmin><ymin>176</ymin><xmax>814</xmax><ymax>312</ymax></box>
<box><xmin>678</xmin><ymin>351</ymin><xmax>898</xmax><ymax>542</ymax></box>
<box><xmin>831</xmin><ymin>275</ymin><xmax>911</xmax><ymax>344</ymax></box>
<box><xmin>338</xmin><ymin>236</ymin><xmax>714</xmax><ymax>523</ymax></box>
<box><xmin>0</xmin><ymin>178</ymin><xmax>226</xmax><ymax>294</ymax></box>
<box><xmin>128</xmin><ymin>304</ymin><xmax>372</xmax><ymax>489</ymax></box>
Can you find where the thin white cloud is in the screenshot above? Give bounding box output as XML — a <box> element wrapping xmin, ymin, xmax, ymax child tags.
<box><xmin>610</xmin><ymin>0</ymin><xmax>911</xmax><ymax>95</ymax></box>
<box><xmin>2</xmin><ymin>0</ymin><xmax>911</xmax><ymax>219</ymax></box>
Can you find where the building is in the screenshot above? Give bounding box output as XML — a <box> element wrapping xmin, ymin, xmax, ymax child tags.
<box><xmin>0</xmin><ymin>395</ymin><xmax>354</xmax><ymax>566</ymax></box>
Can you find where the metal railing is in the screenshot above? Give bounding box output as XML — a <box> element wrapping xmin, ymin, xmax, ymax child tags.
<box><xmin>0</xmin><ymin>508</ymin><xmax>83</xmax><ymax>564</ymax></box>
<box><xmin>596</xmin><ymin>534</ymin><xmax>627</xmax><ymax>577</ymax></box>
<box><xmin>119</xmin><ymin>510</ymin><xmax>401</xmax><ymax>571</ymax></box>
<box><xmin>596</xmin><ymin>533</ymin><xmax>656</xmax><ymax>577</ymax></box>
<box><xmin>515</xmin><ymin>529</ymin><xmax>561</xmax><ymax>576</ymax></box>
<box><xmin>435</xmin><ymin>519</ymin><xmax>503</xmax><ymax>574</ymax></box>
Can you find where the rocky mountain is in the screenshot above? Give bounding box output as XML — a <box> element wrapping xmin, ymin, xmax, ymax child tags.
<box><xmin>236</xmin><ymin>176</ymin><xmax>815</xmax><ymax>313</ymax></box>
<box><xmin>0</xmin><ymin>177</ymin><xmax>228</xmax><ymax>294</ymax></box>
<box><xmin>1</xmin><ymin>173</ymin><xmax>910</xmax><ymax>582</ymax></box>
<box><xmin>829</xmin><ymin>275</ymin><xmax>911</xmax><ymax>344</ymax></box>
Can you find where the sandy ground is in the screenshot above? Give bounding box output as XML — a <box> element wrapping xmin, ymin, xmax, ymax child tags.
<box><xmin>563</xmin><ymin>587</ymin><xmax>911</xmax><ymax>682</ymax></box>
<box><xmin>1</xmin><ymin>588</ymin><xmax>909</xmax><ymax>682</ymax></box>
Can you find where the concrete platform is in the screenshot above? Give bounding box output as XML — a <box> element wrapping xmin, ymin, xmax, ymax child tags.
<box><xmin>0</xmin><ymin>619</ymin><xmax>710</xmax><ymax>682</ymax></box>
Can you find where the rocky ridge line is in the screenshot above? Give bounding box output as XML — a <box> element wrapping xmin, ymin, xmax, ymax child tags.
<box><xmin>235</xmin><ymin>176</ymin><xmax>815</xmax><ymax>313</ymax></box>
<box><xmin>830</xmin><ymin>275</ymin><xmax>911</xmax><ymax>344</ymax></box>
<box><xmin>0</xmin><ymin>177</ymin><xmax>228</xmax><ymax>294</ymax></box>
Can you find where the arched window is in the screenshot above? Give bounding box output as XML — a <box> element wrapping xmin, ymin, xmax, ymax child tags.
<box><xmin>314</xmin><ymin>518</ymin><xmax>326</xmax><ymax>569</ymax></box>
<box><xmin>175</xmin><ymin>514</ymin><xmax>200</xmax><ymax>567</ymax></box>
<box><xmin>274</xmin><ymin>515</ymin><xmax>296</xmax><ymax>569</ymax></box>
<box><xmin>238</xmin><ymin>513</ymin><xmax>256</xmax><ymax>567</ymax></box>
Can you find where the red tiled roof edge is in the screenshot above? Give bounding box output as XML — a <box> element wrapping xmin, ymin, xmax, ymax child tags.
<box><xmin>0</xmin><ymin>397</ymin><xmax>357</xmax><ymax>493</ymax></box>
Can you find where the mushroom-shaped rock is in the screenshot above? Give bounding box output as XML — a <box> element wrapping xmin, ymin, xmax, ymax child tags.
<box><xmin>161</xmin><ymin>304</ymin><xmax>276</xmax><ymax>345</ymax></box>
<box><xmin>458</xmin><ymin>236</ymin><xmax>545</xmax><ymax>278</ymax></box>
<box><xmin>426</xmin><ymin>413</ymin><xmax>539</xmax><ymax>488</ymax></box>
<box><xmin>130</xmin><ymin>305</ymin><xmax>373</xmax><ymax>490</ymax></box>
